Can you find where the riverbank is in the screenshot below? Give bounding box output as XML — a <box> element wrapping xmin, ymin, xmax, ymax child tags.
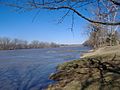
<box><xmin>47</xmin><ymin>45</ymin><xmax>120</xmax><ymax>90</ymax></box>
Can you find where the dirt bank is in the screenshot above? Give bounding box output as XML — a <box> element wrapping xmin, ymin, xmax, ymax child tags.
<box><xmin>47</xmin><ymin>46</ymin><xmax>120</xmax><ymax>90</ymax></box>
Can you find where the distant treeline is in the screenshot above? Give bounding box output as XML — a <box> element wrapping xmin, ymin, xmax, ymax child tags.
<box><xmin>0</xmin><ymin>37</ymin><xmax>60</xmax><ymax>50</ymax></box>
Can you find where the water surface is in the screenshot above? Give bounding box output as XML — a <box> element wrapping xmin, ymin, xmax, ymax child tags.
<box><xmin>0</xmin><ymin>46</ymin><xmax>90</xmax><ymax>90</ymax></box>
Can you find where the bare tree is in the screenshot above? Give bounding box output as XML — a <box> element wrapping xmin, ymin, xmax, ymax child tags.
<box><xmin>84</xmin><ymin>0</ymin><xmax>120</xmax><ymax>48</ymax></box>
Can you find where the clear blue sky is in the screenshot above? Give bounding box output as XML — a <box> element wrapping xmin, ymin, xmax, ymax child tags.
<box><xmin>0</xmin><ymin>6</ymin><xmax>88</xmax><ymax>44</ymax></box>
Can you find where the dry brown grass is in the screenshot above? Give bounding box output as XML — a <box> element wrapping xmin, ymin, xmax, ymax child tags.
<box><xmin>81</xmin><ymin>45</ymin><xmax>120</xmax><ymax>59</ymax></box>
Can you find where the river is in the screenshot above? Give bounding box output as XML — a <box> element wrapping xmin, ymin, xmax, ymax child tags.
<box><xmin>0</xmin><ymin>46</ymin><xmax>90</xmax><ymax>90</ymax></box>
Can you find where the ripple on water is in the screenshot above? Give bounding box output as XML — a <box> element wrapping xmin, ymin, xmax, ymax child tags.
<box><xmin>0</xmin><ymin>46</ymin><xmax>91</xmax><ymax>90</ymax></box>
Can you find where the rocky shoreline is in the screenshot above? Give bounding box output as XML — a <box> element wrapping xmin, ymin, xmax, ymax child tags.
<box><xmin>47</xmin><ymin>46</ymin><xmax>120</xmax><ymax>90</ymax></box>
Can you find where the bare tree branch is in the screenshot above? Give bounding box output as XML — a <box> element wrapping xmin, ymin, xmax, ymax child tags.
<box><xmin>0</xmin><ymin>0</ymin><xmax>120</xmax><ymax>25</ymax></box>
<box><xmin>110</xmin><ymin>0</ymin><xmax>120</xmax><ymax>6</ymax></box>
<box><xmin>43</xmin><ymin>6</ymin><xmax>120</xmax><ymax>25</ymax></box>
<box><xmin>57</xmin><ymin>10</ymin><xmax>70</xmax><ymax>24</ymax></box>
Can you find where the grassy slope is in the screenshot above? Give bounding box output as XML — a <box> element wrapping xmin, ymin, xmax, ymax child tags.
<box><xmin>81</xmin><ymin>45</ymin><xmax>120</xmax><ymax>59</ymax></box>
<box><xmin>47</xmin><ymin>45</ymin><xmax>120</xmax><ymax>90</ymax></box>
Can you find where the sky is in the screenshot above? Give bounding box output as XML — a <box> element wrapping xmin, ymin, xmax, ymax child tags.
<box><xmin>0</xmin><ymin>6</ymin><xmax>89</xmax><ymax>44</ymax></box>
